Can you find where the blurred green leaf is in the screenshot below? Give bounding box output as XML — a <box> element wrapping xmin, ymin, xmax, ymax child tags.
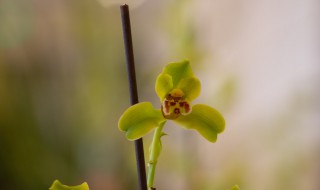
<box><xmin>49</xmin><ymin>180</ymin><xmax>89</xmax><ymax>190</ymax></box>
<box><xmin>228</xmin><ymin>185</ymin><xmax>240</xmax><ymax>190</ymax></box>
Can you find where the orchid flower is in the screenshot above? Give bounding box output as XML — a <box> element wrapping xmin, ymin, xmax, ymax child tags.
<box><xmin>49</xmin><ymin>61</ymin><xmax>232</xmax><ymax>190</ymax></box>
<box><xmin>118</xmin><ymin>60</ymin><xmax>225</xmax><ymax>190</ymax></box>
<box><xmin>119</xmin><ymin>60</ymin><xmax>225</xmax><ymax>142</ymax></box>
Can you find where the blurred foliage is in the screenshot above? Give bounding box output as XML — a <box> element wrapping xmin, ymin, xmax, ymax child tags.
<box><xmin>0</xmin><ymin>0</ymin><xmax>133</xmax><ymax>189</ymax></box>
<box><xmin>0</xmin><ymin>0</ymin><xmax>319</xmax><ymax>190</ymax></box>
<box><xmin>49</xmin><ymin>180</ymin><xmax>89</xmax><ymax>190</ymax></box>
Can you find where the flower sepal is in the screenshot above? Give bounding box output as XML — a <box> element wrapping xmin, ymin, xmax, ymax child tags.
<box><xmin>118</xmin><ymin>102</ymin><xmax>165</xmax><ymax>140</ymax></box>
<box><xmin>155</xmin><ymin>60</ymin><xmax>201</xmax><ymax>102</ymax></box>
<box><xmin>174</xmin><ymin>104</ymin><xmax>225</xmax><ymax>142</ymax></box>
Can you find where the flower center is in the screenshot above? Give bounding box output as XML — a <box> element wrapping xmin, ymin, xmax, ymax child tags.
<box><xmin>161</xmin><ymin>89</ymin><xmax>191</xmax><ymax>119</ymax></box>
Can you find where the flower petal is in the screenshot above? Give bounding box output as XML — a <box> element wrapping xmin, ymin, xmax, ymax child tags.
<box><xmin>161</xmin><ymin>60</ymin><xmax>194</xmax><ymax>88</ymax></box>
<box><xmin>174</xmin><ymin>104</ymin><xmax>225</xmax><ymax>142</ymax></box>
<box><xmin>118</xmin><ymin>102</ymin><xmax>165</xmax><ymax>140</ymax></box>
<box><xmin>156</xmin><ymin>60</ymin><xmax>201</xmax><ymax>101</ymax></box>
<box><xmin>177</xmin><ymin>77</ymin><xmax>201</xmax><ymax>101</ymax></box>
<box><xmin>155</xmin><ymin>73</ymin><xmax>173</xmax><ymax>101</ymax></box>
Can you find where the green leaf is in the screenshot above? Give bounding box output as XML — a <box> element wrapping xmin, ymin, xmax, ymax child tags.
<box><xmin>118</xmin><ymin>102</ymin><xmax>165</xmax><ymax>140</ymax></box>
<box><xmin>174</xmin><ymin>104</ymin><xmax>225</xmax><ymax>142</ymax></box>
<box><xmin>177</xmin><ymin>76</ymin><xmax>201</xmax><ymax>101</ymax></box>
<box><xmin>155</xmin><ymin>73</ymin><xmax>173</xmax><ymax>101</ymax></box>
<box><xmin>49</xmin><ymin>180</ymin><xmax>89</xmax><ymax>190</ymax></box>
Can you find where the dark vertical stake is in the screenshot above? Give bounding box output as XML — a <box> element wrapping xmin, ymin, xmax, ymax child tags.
<box><xmin>120</xmin><ymin>4</ymin><xmax>148</xmax><ymax>190</ymax></box>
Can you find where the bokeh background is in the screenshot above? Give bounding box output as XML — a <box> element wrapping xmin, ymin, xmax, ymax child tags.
<box><xmin>0</xmin><ymin>0</ymin><xmax>319</xmax><ymax>189</ymax></box>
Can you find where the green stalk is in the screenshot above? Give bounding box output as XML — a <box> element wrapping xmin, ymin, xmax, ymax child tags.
<box><xmin>147</xmin><ymin>121</ymin><xmax>166</xmax><ymax>190</ymax></box>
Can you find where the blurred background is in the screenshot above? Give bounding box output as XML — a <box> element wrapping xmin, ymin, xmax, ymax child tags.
<box><xmin>0</xmin><ymin>0</ymin><xmax>319</xmax><ymax>189</ymax></box>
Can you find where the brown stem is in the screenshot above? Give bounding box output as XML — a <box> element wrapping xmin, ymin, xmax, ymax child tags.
<box><xmin>120</xmin><ymin>4</ymin><xmax>148</xmax><ymax>190</ymax></box>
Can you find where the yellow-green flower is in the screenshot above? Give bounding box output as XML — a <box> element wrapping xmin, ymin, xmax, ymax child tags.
<box><xmin>118</xmin><ymin>60</ymin><xmax>225</xmax><ymax>143</ymax></box>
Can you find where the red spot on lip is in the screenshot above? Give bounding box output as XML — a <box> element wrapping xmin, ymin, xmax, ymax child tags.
<box><xmin>173</xmin><ymin>97</ymin><xmax>181</xmax><ymax>102</ymax></box>
<box><xmin>170</xmin><ymin>102</ymin><xmax>176</xmax><ymax>106</ymax></box>
<box><xmin>184</xmin><ymin>103</ymin><xmax>190</xmax><ymax>113</ymax></box>
<box><xmin>174</xmin><ymin>108</ymin><xmax>180</xmax><ymax>114</ymax></box>
<box><xmin>166</xmin><ymin>94</ymin><xmax>173</xmax><ymax>100</ymax></box>
<box><xmin>164</xmin><ymin>100</ymin><xmax>170</xmax><ymax>114</ymax></box>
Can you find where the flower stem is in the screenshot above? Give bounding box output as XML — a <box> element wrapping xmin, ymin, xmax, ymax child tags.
<box><xmin>147</xmin><ymin>122</ymin><xmax>166</xmax><ymax>189</ymax></box>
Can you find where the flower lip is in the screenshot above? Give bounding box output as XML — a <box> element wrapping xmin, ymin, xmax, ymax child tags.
<box><xmin>161</xmin><ymin>88</ymin><xmax>191</xmax><ymax>120</ymax></box>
